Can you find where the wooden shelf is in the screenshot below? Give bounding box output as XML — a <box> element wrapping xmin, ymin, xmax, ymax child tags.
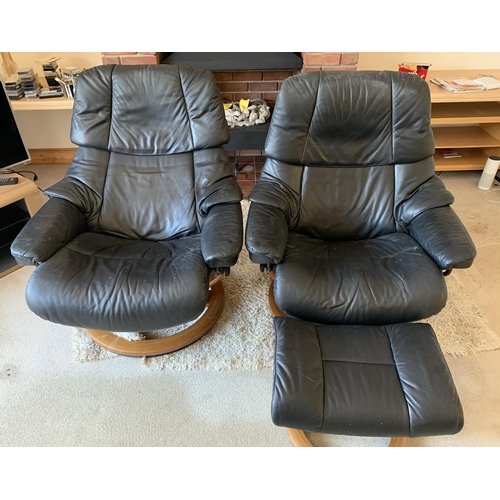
<box><xmin>427</xmin><ymin>69</ymin><xmax>500</xmax><ymax>103</ymax></box>
<box><xmin>11</xmin><ymin>97</ymin><xmax>74</xmax><ymax>111</ymax></box>
<box><xmin>431</xmin><ymin>102</ymin><xmax>500</xmax><ymax>125</ymax></box>
<box><xmin>434</xmin><ymin>149</ymin><xmax>488</xmax><ymax>171</ymax></box>
<box><xmin>0</xmin><ymin>174</ymin><xmax>44</xmax><ymax>210</ymax></box>
<box><xmin>433</xmin><ymin>126</ymin><xmax>500</xmax><ymax>149</ymax></box>
<box><xmin>427</xmin><ymin>70</ymin><xmax>500</xmax><ymax>171</ymax></box>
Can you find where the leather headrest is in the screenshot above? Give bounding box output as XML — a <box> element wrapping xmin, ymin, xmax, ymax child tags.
<box><xmin>265</xmin><ymin>70</ymin><xmax>435</xmax><ymax>166</ymax></box>
<box><xmin>70</xmin><ymin>64</ymin><xmax>230</xmax><ymax>154</ymax></box>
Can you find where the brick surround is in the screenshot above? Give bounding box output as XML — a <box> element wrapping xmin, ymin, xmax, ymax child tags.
<box><xmin>100</xmin><ymin>52</ymin><xmax>358</xmax><ymax>197</ymax></box>
<box><xmin>214</xmin><ymin>69</ymin><xmax>299</xmax><ymax>106</ymax></box>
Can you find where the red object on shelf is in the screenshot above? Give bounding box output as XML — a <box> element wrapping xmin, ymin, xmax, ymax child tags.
<box><xmin>398</xmin><ymin>62</ymin><xmax>431</xmax><ymax>81</ymax></box>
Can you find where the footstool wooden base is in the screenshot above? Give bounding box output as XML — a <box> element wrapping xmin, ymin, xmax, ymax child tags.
<box><xmin>272</xmin><ymin>317</ymin><xmax>463</xmax><ymax>447</ymax></box>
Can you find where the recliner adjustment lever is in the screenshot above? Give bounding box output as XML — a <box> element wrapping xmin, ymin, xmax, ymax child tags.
<box><xmin>214</xmin><ymin>267</ymin><xmax>230</xmax><ymax>276</ymax></box>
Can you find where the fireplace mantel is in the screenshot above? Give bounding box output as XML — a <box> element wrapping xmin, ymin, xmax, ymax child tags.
<box><xmin>160</xmin><ymin>52</ymin><xmax>304</xmax><ymax>71</ymax></box>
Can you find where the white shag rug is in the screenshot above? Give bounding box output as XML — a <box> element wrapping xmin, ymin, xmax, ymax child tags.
<box><xmin>72</xmin><ymin>201</ymin><xmax>500</xmax><ymax>370</ymax></box>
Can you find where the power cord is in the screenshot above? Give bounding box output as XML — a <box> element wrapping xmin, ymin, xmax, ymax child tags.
<box><xmin>2</xmin><ymin>168</ymin><xmax>44</xmax><ymax>193</ymax></box>
<box><xmin>14</xmin><ymin>170</ymin><xmax>37</xmax><ymax>182</ymax></box>
<box><xmin>481</xmin><ymin>178</ymin><xmax>500</xmax><ymax>204</ymax></box>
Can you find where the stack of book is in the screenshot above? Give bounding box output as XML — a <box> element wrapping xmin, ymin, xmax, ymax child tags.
<box><xmin>33</xmin><ymin>57</ymin><xmax>64</xmax><ymax>99</ymax></box>
<box><xmin>40</xmin><ymin>58</ymin><xmax>62</xmax><ymax>89</ymax></box>
<box><xmin>4</xmin><ymin>75</ymin><xmax>25</xmax><ymax>100</ymax></box>
<box><xmin>431</xmin><ymin>75</ymin><xmax>500</xmax><ymax>93</ymax></box>
<box><xmin>17</xmin><ymin>67</ymin><xmax>42</xmax><ymax>99</ymax></box>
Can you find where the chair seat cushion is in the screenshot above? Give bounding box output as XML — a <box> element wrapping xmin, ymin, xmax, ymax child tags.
<box><xmin>272</xmin><ymin>317</ymin><xmax>464</xmax><ymax>438</ymax></box>
<box><xmin>274</xmin><ymin>232</ymin><xmax>447</xmax><ymax>325</ymax></box>
<box><xmin>25</xmin><ymin>232</ymin><xmax>209</xmax><ymax>332</ymax></box>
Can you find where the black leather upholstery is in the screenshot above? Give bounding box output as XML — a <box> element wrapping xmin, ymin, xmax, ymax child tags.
<box><xmin>272</xmin><ymin>317</ymin><xmax>464</xmax><ymax>438</ymax></box>
<box><xmin>11</xmin><ymin>64</ymin><xmax>243</xmax><ymax>332</ymax></box>
<box><xmin>246</xmin><ymin>70</ymin><xmax>476</xmax><ymax>325</ymax></box>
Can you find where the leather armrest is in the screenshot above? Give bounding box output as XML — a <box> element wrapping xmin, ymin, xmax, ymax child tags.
<box><xmin>409</xmin><ymin>206</ymin><xmax>476</xmax><ymax>271</ymax></box>
<box><xmin>201</xmin><ymin>202</ymin><xmax>243</xmax><ymax>270</ymax></box>
<box><xmin>10</xmin><ymin>197</ymin><xmax>86</xmax><ymax>266</ymax></box>
<box><xmin>245</xmin><ymin>203</ymin><xmax>288</xmax><ymax>265</ymax></box>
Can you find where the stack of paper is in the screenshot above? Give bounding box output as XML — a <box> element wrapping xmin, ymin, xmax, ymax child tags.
<box><xmin>431</xmin><ymin>75</ymin><xmax>500</xmax><ymax>93</ymax></box>
<box><xmin>474</xmin><ymin>76</ymin><xmax>500</xmax><ymax>90</ymax></box>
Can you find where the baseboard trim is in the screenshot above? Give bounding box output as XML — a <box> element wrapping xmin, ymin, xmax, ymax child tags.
<box><xmin>29</xmin><ymin>148</ymin><xmax>76</xmax><ymax>165</ymax></box>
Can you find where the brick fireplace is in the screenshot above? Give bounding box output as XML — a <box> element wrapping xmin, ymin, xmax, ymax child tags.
<box><xmin>101</xmin><ymin>52</ymin><xmax>359</xmax><ymax>197</ymax></box>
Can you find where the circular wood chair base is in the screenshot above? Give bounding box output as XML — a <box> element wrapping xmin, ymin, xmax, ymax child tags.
<box><xmin>86</xmin><ymin>279</ymin><xmax>224</xmax><ymax>357</ymax></box>
<box><xmin>287</xmin><ymin>428</ymin><xmax>407</xmax><ymax>448</ymax></box>
<box><xmin>268</xmin><ymin>281</ymin><xmax>290</xmax><ymax>318</ymax></box>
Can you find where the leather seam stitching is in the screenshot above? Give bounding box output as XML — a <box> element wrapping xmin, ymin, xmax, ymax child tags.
<box><xmin>177</xmin><ymin>66</ymin><xmax>201</xmax><ymax>234</ymax></box>
<box><xmin>317</xmin><ymin>325</ymin><xmax>326</xmax><ymax>434</ymax></box>
<box><xmin>98</xmin><ymin>65</ymin><xmax>115</xmax><ymax>233</ymax></box>
<box><xmin>391</xmin><ymin>73</ymin><xmax>397</xmax><ymax>234</ymax></box>
<box><xmin>300</xmin><ymin>73</ymin><xmax>319</xmax><ymax>165</ymax></box>
<box><xmin>178</xmin><ymin>66</ymin><xmax>195</xmax><ymax>152</ymax></box>
<box><xmin>385</xmin><ymin>326</ymin><xmax>413</xmax><ymax>438</ymax></box>
<box><xmin>321</xmin><ymin>359</ymin><xmax>395</xmax><ymax>367</ymax></box>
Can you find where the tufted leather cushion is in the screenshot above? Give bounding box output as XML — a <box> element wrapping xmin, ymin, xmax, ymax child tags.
<box><xmin>25</xmin><ymin>232</ymin><xmax>209</xmax><ymax>332</ymax></box>
<box><xmin>265</xmin><ymin>70</ymin><xmax>435</xmax><ymax>167</ymax></box>
<box><xmin>272</xmin><ymin>317</ymin><xmax>464</xmax><ymax>438</ymax></box>
<box><xmin>274</xmin><ymin>232</ymin><xmax>447</xmax><ymax>325</ymax></box>
<box><xmin>43</xmin><ymin>65</ymin><xmax>242</xmax><ymax>244</ymax></box>
<box><xmin>71</xmin><ymin>64</ymin><xmax>230</xmax><ymax>154</ymax></box>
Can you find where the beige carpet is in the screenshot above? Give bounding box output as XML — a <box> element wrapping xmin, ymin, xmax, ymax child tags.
<box><xmin>73</xmin><ymin>201</ymin><xmax>500</xmax><ymax>369</ymax></box>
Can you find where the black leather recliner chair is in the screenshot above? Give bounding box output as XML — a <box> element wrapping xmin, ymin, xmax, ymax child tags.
<box><xmin>11</xmin><ymin>64</ymin><xmax>243</xmax><ymax>356</ymax></box>
<box><xmin>246</xmin><ymin>70</ymin><xmax>477</xmax><ymax>447</ymax></box>
<box><xmin>246</xmin><ymin>70</ymin><xmax>476</xmax><ymax>326</ymax></box>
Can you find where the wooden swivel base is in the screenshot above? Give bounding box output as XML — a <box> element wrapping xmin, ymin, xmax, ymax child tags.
<box><xmin>269</xmin><ymin>275</ymin><xmax>407</xmax><ymax>448</ymax></box>
<box><xmin>86</xmin><ymin>277</ymin><xmax>224</xmax><ymax>357</ymax></box>
<box><xmin>268</xmin><ymin>280</ymin><xmax>289</xmax><ymax>318</ymax></box>
<box><xmin>287</xmin><ymin>428</ymin><xmax>407</xmax><ymax>447</ymax></box>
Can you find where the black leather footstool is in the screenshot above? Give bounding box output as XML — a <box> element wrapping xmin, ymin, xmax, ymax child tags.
<box><xmin>272</xmin><ymin>317</ymin><xmax>464</xmax><ymax>447</ymax></box>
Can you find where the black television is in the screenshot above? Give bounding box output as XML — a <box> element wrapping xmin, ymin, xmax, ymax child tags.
<box><xmin>0</xmin><ymin>75</ymin><xmax>31</xmax><ymax>172</ymax></box>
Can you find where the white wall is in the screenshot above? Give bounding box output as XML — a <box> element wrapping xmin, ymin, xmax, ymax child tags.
<box><xmin>13</xmin><ymin>110</ymin><xmax>75</xmax><ymax>149</ymax></box>
<box><xmin>3</xmin><ymin>53</ymin><xmax>103</xmax><ymax>149</ymax></box>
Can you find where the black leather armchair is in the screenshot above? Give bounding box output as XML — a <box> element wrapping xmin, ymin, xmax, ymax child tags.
<box><xmin>12</xmin><ymin>64</ymin><xmax>243</xmax><ymax>356</ymax></box>
<box><xmin>246</xmin><ymin>70</ymin><xmax>476</xmax><ymax>325</ymax></box>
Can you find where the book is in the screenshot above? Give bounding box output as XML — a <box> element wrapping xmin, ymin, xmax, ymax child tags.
<box><xmin>431</xmin><ymin>75</ymin><xmax>500</xmax><ymax>93</ymax></box>
<box><xmin>437</xmin><ymin>149</ymin><xmax>462</xmax><ymax>158</ymax></box>
<box><xmin>452</xmin><ymin>78</ymin><xmax>484</xmax><ymax>89</ymax></box>
<box><xmin>474</xmin><ymin>76</ymin><xmax>500</xmax><ymax>90</ymax></box>
<box><xmin>430</xmin><ymin>77</ymin><xmax>485</xmax><ymax>93</ymax></box>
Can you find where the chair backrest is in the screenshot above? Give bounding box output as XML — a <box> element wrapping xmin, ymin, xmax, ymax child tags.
<box><xmin>254</xmin><ymin>70</ymin><xmax>449</xmax><ymax>242</ymax></box>
<box><xmin>46</xmin><ymin>64</ymin><xmax>240</xmax><ymax>241</ymax></box>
